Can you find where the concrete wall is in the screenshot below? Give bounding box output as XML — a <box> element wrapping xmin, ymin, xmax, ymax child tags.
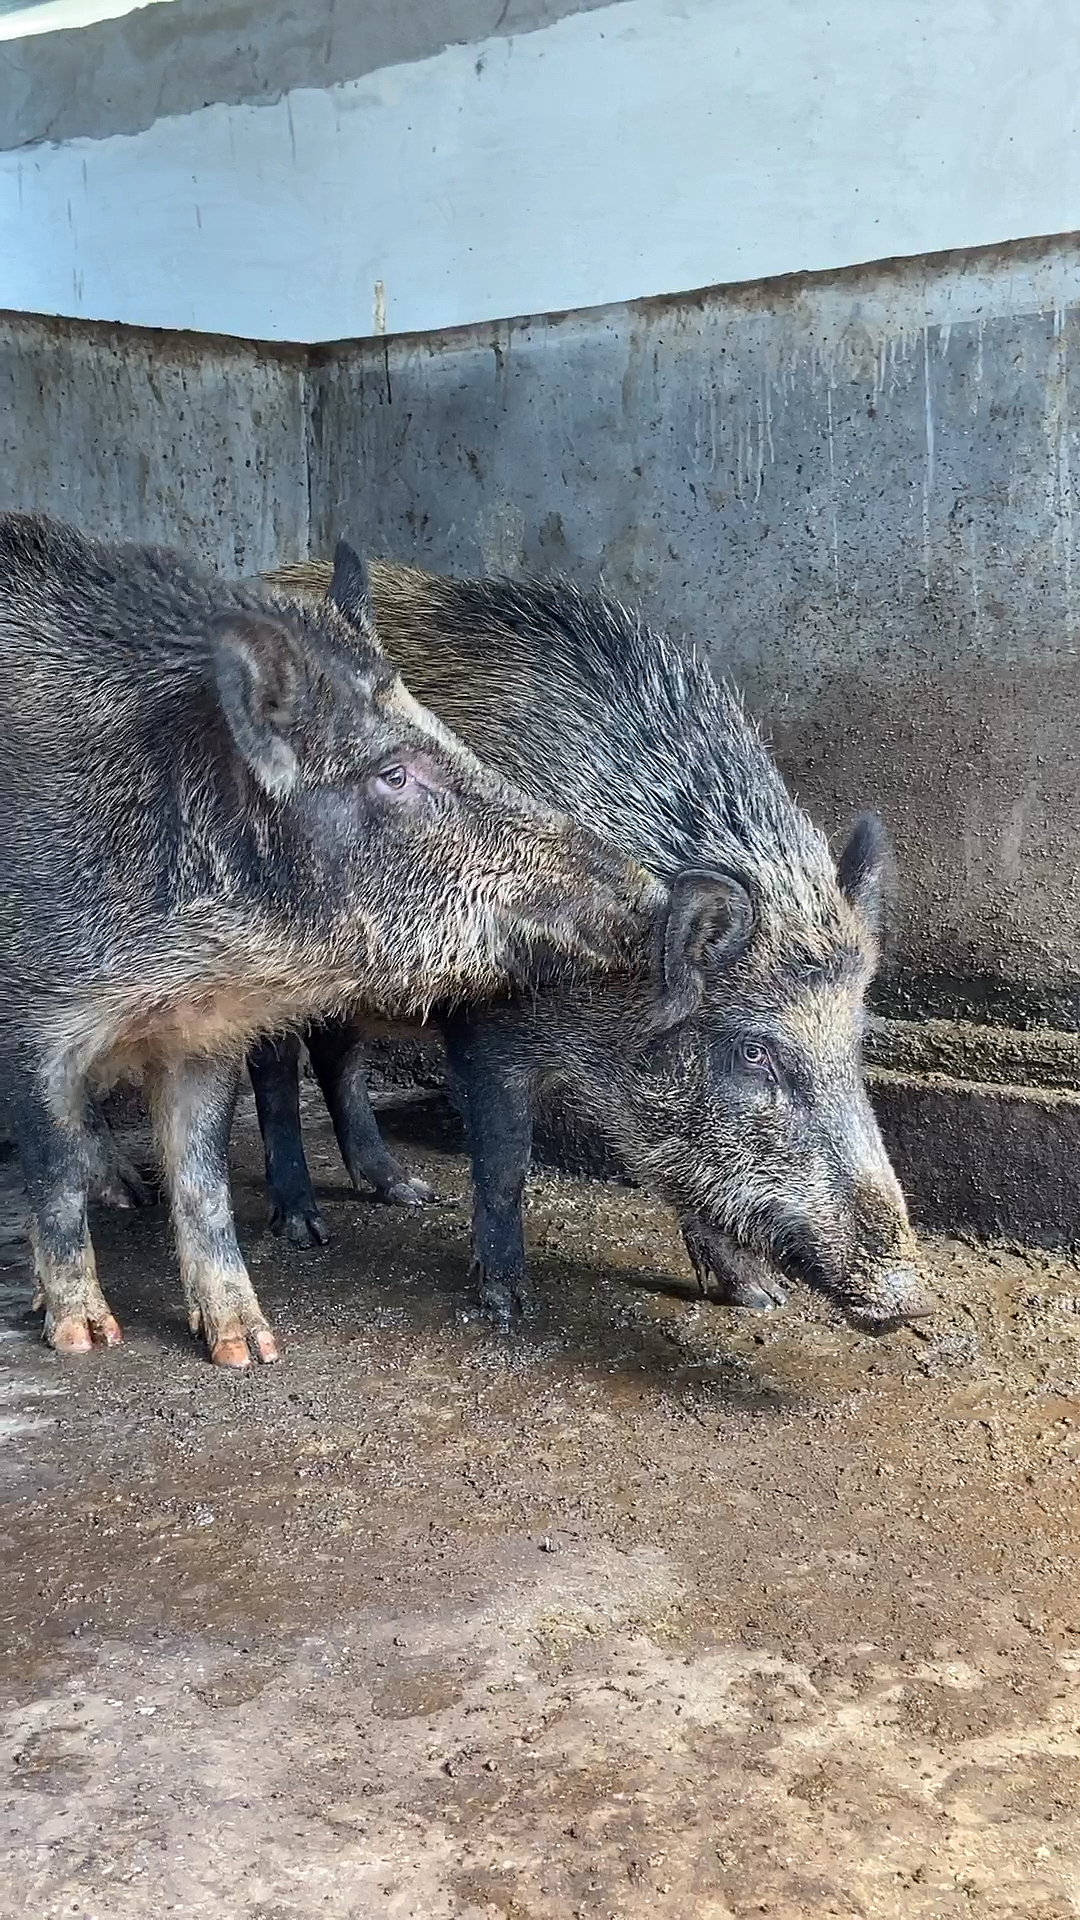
<box><xmin>5</xmin><ymin>230</ymin><xmax>1080</xmax><ymax>1028</ymax></box>
<box><xmin>3</xmin><ymin>0</ymin><xmax>1080</xmax><ymax>341</ymax></box>
<box><xmin>0</xmin><ymin>2</ymin><xmax>169</xmax><ymax>41</ymax></box>
<box><xmin>0</xmin><ymin>0</ymin><xmax>610</xmax><ymax>135</ymax></box>
<box><xmin>0</xmin><ymin>310</ymin><xmax>308</xmax><ymax>572</ymax></box>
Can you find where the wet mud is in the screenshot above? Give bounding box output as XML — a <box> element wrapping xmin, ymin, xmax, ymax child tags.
<box><xmin>2</xmin><ymin>1088</ymin><xmax>1080</xmax><ymax>1918</ymax></box>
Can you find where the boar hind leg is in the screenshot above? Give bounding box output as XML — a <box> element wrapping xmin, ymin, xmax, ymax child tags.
<box><xmin>444</xmin><ymin>1016</ymin><xmax>534</xmax><ymax>1331</ymax></box>
<box><xmin>149</xmin><ymin>1053</ymin><xmax>278</xmax><ymax>1369</ymax></box>
<box><xmin>15</xmin><ymin>1080</ymin><xmax>122</xmax><ymax>1353</ymax></box>
<box><xmin>249</xmin><ymin>1032</ymin><xmax>329</xmax><ymax>1248</ymax></box>
<box><xmin>306</xmin><ymin>1020</ymin><xmax>437</xmax><ymax>1209</ymax></box>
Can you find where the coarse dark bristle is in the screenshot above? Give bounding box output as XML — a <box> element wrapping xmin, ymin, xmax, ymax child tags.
<box><xmin>0</xmin><ymin>513</ymin><xmax>387</xmax><ymax>688</ymax></box>
<box><xmin>378</xmin><ymin>566</ymin><xmax>848</xmax><ymax>939</ymax></box>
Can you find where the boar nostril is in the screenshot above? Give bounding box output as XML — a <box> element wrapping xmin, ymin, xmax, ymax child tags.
<box><xmin>845</xmin><ymin>1275</ymin><xmax>937</xmax><ymax>1333</ymax></box>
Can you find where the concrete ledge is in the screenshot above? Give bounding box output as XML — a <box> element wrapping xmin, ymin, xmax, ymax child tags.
<box><xmin>870</xmin><ymin>1070</ymin><xmax>1080</xmax><ymax>1248</ymax></box>
<box><xmin>864</xmin><ymin>1015</ymin><xmax>1080</xmax><ymax>1092</ymax></box>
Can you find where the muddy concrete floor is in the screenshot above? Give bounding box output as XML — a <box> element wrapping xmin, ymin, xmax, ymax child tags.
<box><xmin>3</xmin><ymin>1090</ymin><xmax>1080</xmax><ymax>1919</ymax></box>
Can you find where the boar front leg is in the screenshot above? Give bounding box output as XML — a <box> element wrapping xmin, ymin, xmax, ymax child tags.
<box><xmin>248</xmin><ymin>1025</ymin><xmax>436</xmax><ymax>1250</ymax></box>
<box><xmin>249</xmin><ymin>1031</ymin><xmax>330</xmax><ymax>1248</ymax></box>
<box><xmin>14</xmin><ymin>1072</ymin><xmax>123</xmax><ymax>1352</ymax></box>
<box><xmin>681</xmin><ymin>1218</ymin><xmax>787</xmax><ymax>1312</ymax></box>
<box><xmin>306</xmin><ymin>1019</ymin><xmax>437</xmax><ymax>1210</ymax></box>
<box><xmin>149</xmin><ymin>1052</ymin><xmax>278</xmax><ymax>1368</ymax></box>
<box><xmin>444</xmin><ymin>1015</ymin><xmax>535</xmax><ymax>1330</ymax></box>
<box><xmin>83</xmin><ymin>1096</ymin><xmax>155</xmax><ymax>1210</ymax></box>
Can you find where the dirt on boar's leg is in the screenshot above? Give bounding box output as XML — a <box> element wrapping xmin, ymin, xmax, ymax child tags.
<box><xmin>14</xmin><ymin>1074</ymin><xmax>123</xmax><ymax>1352</ymax></box>
<box><xmin>148</xmin><ymin>1053</ymin><xmax>277</xmax><ymax>1369</ymax></box>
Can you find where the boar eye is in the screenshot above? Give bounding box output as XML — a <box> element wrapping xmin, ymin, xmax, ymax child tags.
<box><xmin>738</xmin><ymin>1039</ymin><xmax>775</xmax><ymax>1077</ymax></box>
<box><xmin>374</xmin><ymin>763</ymin><xmax>411</xmax><ymax>795</ymax></box>
<box><xmin>367</xmin><ymin>757</ymin><xmax>444</xmax><ymax>804</ymax></box>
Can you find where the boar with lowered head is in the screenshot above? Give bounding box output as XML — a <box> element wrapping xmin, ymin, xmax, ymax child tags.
<box><xmin>248</xmin><ymin>560</ymin><xmax>933</xmax><ymax>1337</ymax></box>
<box><xmin>0</xmin><ymin>516</ymin><xmax>662</xmax><ymax>1366</ymax></box>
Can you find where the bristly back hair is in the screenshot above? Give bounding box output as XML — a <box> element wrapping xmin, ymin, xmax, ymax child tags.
<box><xmin>378</xmin><ymin>566</ymin><xmax>843</xmax><ymax>924</ymax></box>
<box><xmin>0</xmin><ymin>514</ymin><xmax>383</xmax><ymax>691</ymax></box>
<box><xmin>267</xmin><ymin>554</ymin><xmax>867</xmax><ymax>973</ymax></box>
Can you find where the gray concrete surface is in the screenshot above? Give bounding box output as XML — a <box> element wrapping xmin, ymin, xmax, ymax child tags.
<box><xmin>0</xmin><ymin>0</ymin><xmax>615</xmax><ymax>151</ymax></box>
<box><xmin>9</xmin><ymin>2</ymin><xmax>1080</xmax><ymax>347</ymax></box>
<box><xmin>0</xmin><ymin>310</ymin><xmax>307</xmax><ymax>573</ymax></box>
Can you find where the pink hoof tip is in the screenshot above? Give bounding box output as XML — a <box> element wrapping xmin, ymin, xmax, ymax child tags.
<box><xmin>94</xmin><ymin>1314</ymin><xmax>124</xmax><ymax>1348</ymax></box>
<box><xmin>252</xmin><ymin>1328</ymin><xmax>280</xmax><ymax>1364</ymax></box>
<box><xmin>210</xmin><ymin>1335</ymin><xmax>252</xmax><ymax>1370</ymax></box>
<box><xmin>49</xmin><ymin>1317</ymin><xmax>94</xmax><ymax>1354</ymax></box>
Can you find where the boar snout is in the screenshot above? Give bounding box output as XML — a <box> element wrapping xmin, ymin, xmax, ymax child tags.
<box><xmin>840</xmin><ymin>1260</ymin><xmax>937</xmax><ymax>1333</ymax></box>
<box><xmin>840</xmin><ymin>1182</ymin><xmax>936</xmax><ymax>1329</ymax></box>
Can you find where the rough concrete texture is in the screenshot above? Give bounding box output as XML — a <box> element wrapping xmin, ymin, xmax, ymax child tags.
<box><xmin>873</xmin><ymin>1073</ymin><xmax>1080</xmax><ymax>1249</ymax></box>
<box><xmin>5</xmin><ymin>1090</ymin><xmax>1080</xmax><ymax>1919</ymax></box>
<box><xmin>866</xmin><ymin>1016</ymin><xmax>1080</xmax><ymax>1093</ymax></box>
<box><xmin>0</xmin><ymin>0</ymin><xmax>615</xmax><ymax>151</ymax></box>
<box><xmin>0</xmin><ymin>309</ymin><xmax>307</xmax><ymax>573</ymax></box>
<box><xmin>309</xmin><ymin>235</ymin><xmax>1080</xmax><ymax>1028</ymax></box>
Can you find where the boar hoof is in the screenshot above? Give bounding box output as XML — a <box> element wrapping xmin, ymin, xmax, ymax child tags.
<box><xmin>683</xmin><ymin>1228</ymin><xmax>786</xmax><ymax>1313</ymax></box>
<box><xmin>716</xmin><ymin>1274</ymin><xmax>787</xmax><ymax>1312</ymax></box>
<box><xmin>210</xmin><ymin>1334</ymin><xmax>252</xmax><ymax>1369</ymax></box>
<box><xmin>271</xmin><ymin>1204</ymin><xmax>331</xmax><ymax>1250</ymax></box>
<box><xmin>207</xmin><ymin>1321</ymin><xmax>280</xmax><ymax>1368</ymax></box>
<box><xmin>97</xmin><ymin>1159</ymin><xmax>156</xmax><ymax>1211</ymax></box>
<box><xmin>47</xmin><ymin>1309</ymin><xmax>124</xmax><ymax>1353</ymax></box>
<box><xmin>99</xmin><ymin>1178</ymin><xmax>139</xmax><ymax>1210</ymax></box>
<box><xmin>384</xmin><ymin>1175</ymin><xmax>438</xmax><ymax>1209</ymax></box>
<box><xmin>189</xmin><ymin>1294</ymin><xmax>280</xmax><ymax>1367</ymax></box>
<box><xmin>474</xmin><ymin>1265</ymin><xmax>534</xmax><ymax>1330</ymax></box>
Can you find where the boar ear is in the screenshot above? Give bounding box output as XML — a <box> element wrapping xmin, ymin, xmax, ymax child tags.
<box><xmin>212</xmin><ymin>614</ymin><xmax>308</xmax><ymax>798</ymax></box>
<box><xmin>653</xmin><ymin>868</ymin><xmax>754</xmax><ymax>1032</ymax></box>
<box><xmin>328</xmin><ymin>539</ymin><xmax>377</xmax><ymax>640</ymax></box>
<box><xmin>837</xmin><ymin>812</ymin><xmax>894</xmax><ymax>941</ymax></box>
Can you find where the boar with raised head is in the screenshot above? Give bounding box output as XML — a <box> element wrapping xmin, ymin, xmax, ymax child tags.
<box><xmin>0</xmin><ymin>516</ymin><xmax>663</xmax><ymax>1367</ymax></box>
<box><xmin>246</xmin><ymin>559</ymin><xmax>933</xmax><ymax>1337</ymax></box>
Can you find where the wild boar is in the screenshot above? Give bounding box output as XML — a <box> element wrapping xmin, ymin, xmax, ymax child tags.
<box><xmin>246</xmin><ymin>560</ymin><xmax>932</xmax><ymax>1336</ymax></box>
<box><xmin>0</xmin><ymin>516</ymin><xmax>662</xmax><ymax>1366</ymax></box>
